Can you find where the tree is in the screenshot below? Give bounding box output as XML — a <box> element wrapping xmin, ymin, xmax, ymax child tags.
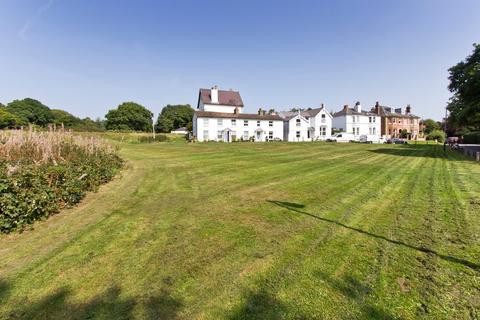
<box><xmin>447</xmin><ymin>43</ymin><xmax>480</xmax><ymax>130</ymax></box>
<box><xmin>422</xmin><ymin>119</ymin><xmax>441</xmax><ymax>134</ymax></box>
<box><xmin>105</xmin><ymin>102</ymin><xmax>153</xmax><ymax>132</ymax></box>
<box><xmin>427</xmin><ymin>129</ymin><xmax>446</xmax><ymax>143</ymax></box>
<box><xmin>0</xmin><ymin>108</ymin><xmax>24</xmax><ymax>128</ymax></box>
<box><xmin>51</xmin><ymin>109</ymin><xmax>81</xmax><ymax>128</ymax></box>
<box><xmin>6</xmin><ymin>98</ymin><xmax>54</xmax><ymax>126</ymax></box>
<box><xmin>155</xmin><ymin>104</ymin><xmax>194</xmax><ymax>133</ymax></box>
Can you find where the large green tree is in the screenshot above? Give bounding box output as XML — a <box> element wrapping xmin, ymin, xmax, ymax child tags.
<box><xmin>0</xmin><ymin>108</ymin><xmax>25</xmax><ymax>128</ymax></box>
<box><xmin>155</xmin><ymin>104</ymin><xmax>194</xmax><ymax>133</ymax></box>
<box><xmin>447</xmin><ymin>43</ymin><xmax>480</xmax><ymax>130</ymax></box>
<box><xmin>51</xmin><ymin>109</ymin><xmax>82</xmax><ymax>127</ymax></box>
<box><xmin>105</xmin><ymin>102</ymin><xmax>153</xmax><ymax>131</ymax></box>
<box><xmin>422</xmin><ymin>119</ymin><xmax>441</xmax><ymax>134</ymax></box>
<box><xmin>6</xmin><ymin>98</ymin><xmax>54</xmax><ymax>126</ymax></box>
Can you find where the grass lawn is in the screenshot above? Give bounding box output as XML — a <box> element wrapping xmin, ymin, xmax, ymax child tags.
<box><xmin>1</xmin><ymin>141</ymin><xmax>479</xmax><ymax>319</ymax></box>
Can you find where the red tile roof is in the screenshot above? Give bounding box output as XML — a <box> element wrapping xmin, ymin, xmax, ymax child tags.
<box><xmin>198</xmin><ymin>89</ymin><xmax>244</xmax><ymax>107</ymax></box>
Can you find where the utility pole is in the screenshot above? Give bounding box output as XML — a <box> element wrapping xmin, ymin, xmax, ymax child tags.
<box><xmin>444</xmin><ymin>106</ymin><xmax>448</xmax><ymax>152</ymax></box>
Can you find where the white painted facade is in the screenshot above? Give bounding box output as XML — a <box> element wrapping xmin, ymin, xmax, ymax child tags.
<box><xmin>332</xmin><ymin>103</ymin><xmax>381</xmax><ymax>139</ymax></box>
<box><xmin>193</xmin><ymin>114</ymin><xmax>283</xmax><ymax>142</ymax></box>
<box><xmin>306</xmin><ymin>108</ymin><xmax>333</xmax><ymax>140</ymax></box>
<box><xmin>198</xmin><ymin>100</ymin><xmax>243</xmax><ymax>114</ymax></box>
<box><xmin>283</xmin><ymin>114</ymin><xmax>310</xmax><ymax>142</ymax></box>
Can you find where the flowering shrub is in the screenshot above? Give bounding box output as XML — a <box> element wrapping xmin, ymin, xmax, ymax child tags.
<box><xmin>0</xmin><ymin>129</ymin><xmax>122</xmax><ymax>233</ymax></box>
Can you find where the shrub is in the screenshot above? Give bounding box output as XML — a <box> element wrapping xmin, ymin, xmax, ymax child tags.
<box><xmin>426</xmin><ymin>130</ymin><xmax>446</xmax><ymax>143</ymax></box>
<box><xmin>462</xmin><ymin>132</ymin><xmax>480</xmax><ymax>144</ymax></box>
<box><xmin>138</xmin><ymin>134</ymin><xmax>168</xmax><ymax>143</ymax></box>
<box><xmin>0</xmin><ymin>129</ymin><xmax>122</xmax><ymax>233</ymax></box>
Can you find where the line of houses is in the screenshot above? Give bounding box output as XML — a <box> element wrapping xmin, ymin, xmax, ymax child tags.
<box><xmin>192</xmin><ymin>86</ymin><xmax>421</xmax><ymax>142</ymax></box>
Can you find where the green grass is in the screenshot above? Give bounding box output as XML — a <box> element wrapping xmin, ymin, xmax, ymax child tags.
<box><xmin>1</xmin><ymin>141</ymin><xmax>479</xmax><ymax>319</ymax></box>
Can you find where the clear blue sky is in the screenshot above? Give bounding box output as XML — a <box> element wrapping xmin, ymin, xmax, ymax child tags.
<box><xmin>1</xmin><ymin>0</ymin><xmax>479</xmax><ymax>120</ymax></box>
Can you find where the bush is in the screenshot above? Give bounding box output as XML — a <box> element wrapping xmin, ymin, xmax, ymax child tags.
<box><xmin>462</xmin><ymin>132</ymin><xmax>480</xmax><ymax>144</ymax></box>
<box><xmin>0</xmin><ymin>130</ymin><xmax>122</xmax><ymax>233</ymax></box>
<box><xmin>138</xmin><ymin>134</ymin><xmax>168</xmax><ymax>143</ymax></box>
<box><xmin>426</xmin><ymin>130</ymin><xmax>446</xmax><ymax>143</ymax></box>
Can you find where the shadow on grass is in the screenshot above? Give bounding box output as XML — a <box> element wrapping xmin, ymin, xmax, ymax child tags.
<box><xmin>228</xmin><ymin>287</ymin><xmax>295</xmax><ymax>320</ymax></box>
<box><xmin>3</xmin><ymin>284</ymin><xmax>182</xmax><ymax>319</ymax></box>
<box><xmin>315</xmin><ymin>272</ymin><xmax>397</xmax><ymax>319</ymax></box>
<box><xmin>368</xmin><ymin>145</ymin><xmax>467</xmax><ymax>160</ymax></box>
<box><xmin>267</xmin><ymin>200</ymin><xmax>480</xmax><ymax>273</ymax></box>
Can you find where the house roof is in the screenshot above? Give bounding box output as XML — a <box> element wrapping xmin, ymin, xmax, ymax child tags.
<box><xmin>278</xmin><ymin>106</ymin><xmax>329</xmax><ymax>120</ymax></box>
<box><xmin>198</xmin><ymin>88</ymin><xmax>244</xmax><ymax>107</ymax></box>
<box><xmin>332</xmin><ymin>107</ymin><xmax>379</xmax><ymax>117</ymax></box>
<box><xmin>374</xmin><ymin>105</ymin><xmax>420</xmax><ymax>119</ymax></box>
<box><xmin>194</xmin><ymin>111</ymin><xmax>283</xmax><ymax>121</ymax></box>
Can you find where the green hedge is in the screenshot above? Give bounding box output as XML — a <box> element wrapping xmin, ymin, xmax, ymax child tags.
<box><xmin>0</xmin><ymin>153</ymin><xmax>122</xmax><ymax>233</ymax></box>
<box><xmin>463</xmin><ymin>132</ymin><xmax>480</xmax><ymax>144</ymax></box>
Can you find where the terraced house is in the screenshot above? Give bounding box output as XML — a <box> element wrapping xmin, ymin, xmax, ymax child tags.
<box><xmin>278</xmin><ymin>106</ymin><xmax>333</xmax><ymax>142</ymax></box>
<box><xmin>192</xmin><ymin>86</ymin><xmax>284</xmax><ymax>142</ymax></box>
<box><xmin>373</xmin><ymin>102</ymin><xmax>421</xmax><ymax>139</ymax></box>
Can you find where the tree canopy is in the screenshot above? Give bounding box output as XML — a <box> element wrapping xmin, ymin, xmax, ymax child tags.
<box><xmin>105</xmin><ymin>102</ymin><xmax>153</xmax><ymax>131</ymax></box>
<box><xmin>447</xmin><ymin>43</ymin><xmax>480</xmax><ymax>130</ymax></box>
<box><xmin>6</xmin><ymin>98</ymin><xmax>54</xmax><ymax>126</ymax></box>
<box><xmin>0</xmin><ymin>108</ymin><xmax>25</xmax><ymax>129</ymax></box>
<box><xmin>51</xmin><ymin>109</ymin><xmax>82</xmax><ymax>127</ymax></box>
<box><xmin>155</xmin><ymin>104</ymin><xmax>194</xmax><ymax>133</ymax></box>
<box><xmin>422</xmin><ymin>119</ymin><xmax>441</xmax><ymax>134</ymax></box>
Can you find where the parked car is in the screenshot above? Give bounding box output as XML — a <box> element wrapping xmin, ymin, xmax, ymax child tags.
<box><xmin>359</xmin><ymin>135</ymin><xmax>384</xmax><ymax>144</ymax></box>
<box><xmin>328</xmin><ymin>132</ymin><xmax>356</xmax><ymax>143</ymax></box>
<box><xmin>387</xmin><ymin>138</ymin><xmax>408</xmax><ymax>144</ymax></box>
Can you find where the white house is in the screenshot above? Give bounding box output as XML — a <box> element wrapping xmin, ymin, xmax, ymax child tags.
<box><xmin>279</xmin><ymin>106</ymin><xmax>333</xmax><ymax>142</ymax></box>
<box><xmin>332</xmin><ymin>102</ymin><xmax>381</xmax><ymax>138</ymax></box>
<box><xmin>193</xmin><ymin>86</ymin><xmax>284</xmax><ymax>142</ymax></box>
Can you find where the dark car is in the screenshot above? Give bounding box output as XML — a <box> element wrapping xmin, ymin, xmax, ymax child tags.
<box><xmin>391</xmin><ymin>138</ymin><xmax>408</xmax><ymax>144</ymax></box>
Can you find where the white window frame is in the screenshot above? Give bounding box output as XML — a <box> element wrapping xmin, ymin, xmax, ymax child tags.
<box><xmin>203</xmin><ymin>118</ymin><xmax>209</xmax><ymax>126</ymax></box>
<box><xmin>217</xmin><ymin>130</ymin><xmax>223</xmax><ymax>140</ymax></box>
<box><xmin>268</xmin><ymin>131</ymin><xmax>273</xmax><ymax>140</ymax></box>
<box><xmin>203</xmin><ymin>130</ymin><xmax>209</xmax><ymax>140</ymax></box>
<box><xmin>217</xmin><ymin>119</ymin><xmax>223</xmax><ymax>126</ymax></box>
<box><xmin>243</xmin><ymin>131</ymin><xmax>249</xmax><ymax>140</ymax></box>
<box><xmin>231</xmin><ymin>119</ymin><xmax>236</xmax><ymax>126</ymax></box>
<box><xmin>296</xmin><ymin>119</ymin><xmax>301</xmax><ymax>127</ymax></box>
<box><xmin>244</xmin><ymin>120</ymin><xmax>249</xmax><ymax>127</ymax></box>
<box><xmin>269</xmin><ymin>121</ymin><xmax>273</xmax><ymax>127</ymax></box>
<box><xmin>296</xmin><ymin>131</ymin><xmax>301</xmax><ymax>138</ymax></box>
<box><xmin>257</xmin><ymin>120</ymin><xmax>261</xmax><ymax>127</ymax></box>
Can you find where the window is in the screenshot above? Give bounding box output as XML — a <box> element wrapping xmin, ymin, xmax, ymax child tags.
<box><xmin>217</xmin><ymin>130</ymin><xmax>223</xmax><ymax>140</ymax></box>
<box><xmin>244</xmin><ymin>120</ymin><xmax>249</xmax><ymax>127</ymax></box>
<box><xmin>369</xmin><ymin>127</ymin><xmax>372</xmax><ymax>135</ymax></box>
<box><xmin>321</xmin><ymin>127</ymin><xmax>326</xmax><ymax>135</ymax></box>
<box><xmin>217</xmin><ymin>119</ymin><xmax>223</xmax><ymax>126</ymax></box>
<box><xmin>243</xmin><ymin>131</ymin><xmax>249</xmax><ymax>140</ymax></box>
<box><xmin>268</xmin><ymin>131</ymin><xmax>273</xmax><ymax>140</ymax></box>
<box><xmin>352</xmin><ymin>116</ymin><xmax>356</xmax><ymax>123</ymax></box>
<box><xmin>231</xmin><ymin>131</ymin><xmax>237</xmax><ymax>141</ymax></box>
<box><xmin>296</xmin><ymin>131</ymin><xmax>301</xmax><ymax>138</ymax></box>
<box><xmin>203</xmin><ymin>118</ymin><xmax>209</xmax><ymax>126</ymax></box>
<box><xmin>369</xmin><ymin>117</ymin><xmax>372</xmax><ymax>123</ymax></box>
<box><xmin>296</xmin><ymin>119</ymin><xmax>301</xmax><ymax>127</ymax></box>
<box><xmin>357</xmin><ymin>127</ymin><xmax>360</xmax><ymax>135</ymax></box>
<box><xmin>203</xmin><ymin>130</ymin><xmax>209</xmax><ymax>140</ymax></box>
<box><xmin>372</xmin><ymin>127</ymin><xmax>376</xmax><ymax>135</ymax></box>
<box><xmin>257</xmin><ymin>120</ymin><xmax>261</xmax><ymax>127</ymax></box>
<box><xmin>372</xmin><ymin>117</ymin><xmax>376</xmax><ymax>123</ymax></box>
<box><xmin>321</xmin><ymin>114</ymin><xmax>326</xmax><ymax>123</ymax></box>
<box><xmin>307</xmin><ymin>130</ymin><xmax>311</xmax><ymax>139</ymax></box>
<box><xmin>269</xmin><ymin>121</ymin><xmax>273</xmax><ymax>127</ymax></box>
<box><xmin>231</xmin><ymin>119</ymin><xmax>236</xmax><ymax>126</ymax></box>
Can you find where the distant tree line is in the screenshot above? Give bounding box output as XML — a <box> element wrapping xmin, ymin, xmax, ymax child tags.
<box><xmin>0</xmin><ymin>98</ymin><xmax>195</xmax><ymax>133</ymax></box>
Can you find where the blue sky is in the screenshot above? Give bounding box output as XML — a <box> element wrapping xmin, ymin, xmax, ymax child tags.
<box><xmin>0</xmin><ymin>0</ymin><xmax>479</xmax><ymax>120</ymax></box>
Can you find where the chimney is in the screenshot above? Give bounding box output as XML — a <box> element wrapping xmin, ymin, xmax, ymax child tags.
<box><xmin>343</xmin><ymin>105</ymin><xmax>349</xmax><ymax>112</ymax></box>
<box><xmin>405</xmin><ymin>104</ymin><xmax>411</xmax><ymax>114</ymax></box>
<box><xmin>211</xmin><ymin>85</ymin><xmax>219</xmax><ymax>104</ymax></box>
<box><xmin>374</xmin><ymin>101</ymin><xmax>380</xmax><ymax>114</ymax></box>
<box><xmin>258</xmin><ymin>108</ymin><xmax>263</xmax><ymax>115</ymax></box>
<box><xmin>355</xmin><ymin>101</ymin><xmax>361</xmax><ymax>113</ymax></box>
<box><xmin>234</xmin><ymin>107</ymin><xmax>239</xmax><ymax>114</ymax></box>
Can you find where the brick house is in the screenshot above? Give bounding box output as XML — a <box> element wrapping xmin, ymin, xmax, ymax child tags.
<box><xmin>373</xmin><ymin>102</ymin><xmax>421</xmax><ymax>139</ymax></box>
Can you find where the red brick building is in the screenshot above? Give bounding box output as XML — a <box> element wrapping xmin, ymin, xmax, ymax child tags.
<box><xmin>373</xmin><ymin>102</ymin><xmax>421</xmax><ymax>139</ymax></box>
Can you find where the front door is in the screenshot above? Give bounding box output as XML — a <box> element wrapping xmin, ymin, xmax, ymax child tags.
<box><xmin>256</xmin><ymin>131</ymin><xmax>261</xmax><ymax>141</ymax></box>
<box><xmin>225</xmin><ymin>131</ymin><xmax>230</xmax><ymax>142</ymax></box>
